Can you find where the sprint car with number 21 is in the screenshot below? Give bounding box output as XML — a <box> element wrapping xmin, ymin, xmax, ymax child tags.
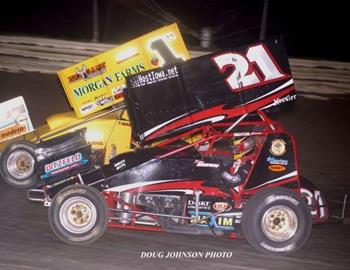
<box><xmin>29</xmin><ymin>37</ymin><xmax>329</xmax><ymax>255</ymax></box>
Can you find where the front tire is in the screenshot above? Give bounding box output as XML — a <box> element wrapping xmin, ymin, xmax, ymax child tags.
<box><xmin>49</xmin><ymin>185</ymin><xmax>109</xmax><ymax>245</ymax></box>
<box><xmin>242</xmin><ymin>187</ymin><xmax>312</xmax><ymax>255</ymax></box>
<box><xmin>0</xmin><ymin>140</ymin><xmax>39</xmax><ymax>188</ymax></box>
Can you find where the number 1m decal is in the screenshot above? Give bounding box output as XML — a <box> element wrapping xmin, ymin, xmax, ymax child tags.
<box><xmin>148</xmin><ymin>33</ymin><xmax>185</xmax><ymax>67</ymax></box>
<box><xmin>212</xmin><ymin>44</ymin><xmax>288</xmax><ymax>92</ymax></box>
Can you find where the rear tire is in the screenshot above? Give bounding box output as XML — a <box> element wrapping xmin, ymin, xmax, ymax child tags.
<box><xmin>0</xmin><ymin>140</ymin><xmax>39</xmax><ymax>188</ymax></box>
<box><xmin>49</xmin><ymin>185</ymin><xmax>109</xmax><ymax>245</ymax></box>
<box><xmin>242</xmin><ymin>187</ymin><xmax>312</xmax><ymax>255</ymax></box>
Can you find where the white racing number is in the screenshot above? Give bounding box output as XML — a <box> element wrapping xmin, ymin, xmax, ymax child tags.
<box><xmin>212</xmin><ymin>44</ymin><xmax>286</xmax><ymax>91</ymax></box>
<box><xmin>301</xmin><ymin>188</ymin><xmax>325</xmax><ymax>218</ymax></box>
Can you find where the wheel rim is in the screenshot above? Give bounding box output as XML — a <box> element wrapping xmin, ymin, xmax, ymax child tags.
<box><xmin>7</xmin><ymin>150</ymin><xmax>35</xmax><ymax>179</ymax></box>
<box><xmin>59</xmin><ymin>197</ymin><xmax>97</xmax><ymax>234</ymax></box>
<box><xmin>261</xmin><ymin>205</ymin><xmax>298</xmax><ymax>242</ymax></box>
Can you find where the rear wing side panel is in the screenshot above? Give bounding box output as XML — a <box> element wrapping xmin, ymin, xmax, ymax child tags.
<box><xmin>125</xmin><ymin>37</ymin><xmax>295</xmax><ymax>142</ymax></box>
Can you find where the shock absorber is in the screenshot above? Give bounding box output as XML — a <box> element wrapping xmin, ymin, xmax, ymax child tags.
<box><xmin>115</xmin><ymin>192</ymin><xmax>134</xmax><ymax>224</ymax></box>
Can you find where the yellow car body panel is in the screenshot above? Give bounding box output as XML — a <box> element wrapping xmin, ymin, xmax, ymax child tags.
<box><xmin>0</xmin><ymin>108</ymin><xmax>133</xmax><ymax>165</ymax></box>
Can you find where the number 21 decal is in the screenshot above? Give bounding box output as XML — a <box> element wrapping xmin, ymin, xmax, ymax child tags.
<box><xmin>212</xmin><ymin>44</ymin><xmax>288</xmax><ymax>92</ymax></box>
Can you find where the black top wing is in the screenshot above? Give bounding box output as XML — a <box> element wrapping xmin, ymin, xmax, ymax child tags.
<box><xmin>125</xmin><ymin>37</ymin><xmax>295</xmax><ymax>142</ymax></box>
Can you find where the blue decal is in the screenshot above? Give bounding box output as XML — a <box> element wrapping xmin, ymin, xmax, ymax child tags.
<box><xmin>266</xmin><ymin>156</ymin><xmax>288</xmax><ymax>166</ymax></box>
<box><xmin>42</xmin><ymin>157</ymin><xmax>88</xmax><ymax>179</ymax></box>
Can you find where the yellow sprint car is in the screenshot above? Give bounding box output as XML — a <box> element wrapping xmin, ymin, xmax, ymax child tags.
<box><xmin>0</xmin><ymin>105</ymin><xmax>133</xmax><ymax>188</ymax></box>
<box><xmin>0</xmin><ymin>23</ymin><xmax>192</xmax><ymax>189</ymax></box>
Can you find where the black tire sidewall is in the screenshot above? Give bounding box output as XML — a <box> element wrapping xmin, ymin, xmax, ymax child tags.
<box><xmin>0</xmin><ymin>141</ymin><xmax>38</xmax><ymax>188</ymax></box>
<box><xmin>242</xmin><ymin>188</ymin><xmax>312</xmax><ymax>255</ymax></box>
<box><xmin>49</xmin><ymin>185</ymin><xmax>109</xmax><ymax>245</ymax></box>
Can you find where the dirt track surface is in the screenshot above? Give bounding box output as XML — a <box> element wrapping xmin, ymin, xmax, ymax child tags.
<box><xmin>0</xmin><ymin>71</ymin><xmax>350</xmax><ymax>269</ymax></box>
<box><xmin>0</xmin><ymin>181</ymin><xmax>350</xmax><ymax>270</ymax></box>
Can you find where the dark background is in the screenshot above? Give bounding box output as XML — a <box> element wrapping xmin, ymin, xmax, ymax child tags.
<box><xmin>0</xmin><ymin>2</ymin><xmax>350</xmax><ymax>268</ymax></box>
<box><xmin>0</xmin><ymin>0</ymin><xmax>348</xmax><ymax>62</ymax></box>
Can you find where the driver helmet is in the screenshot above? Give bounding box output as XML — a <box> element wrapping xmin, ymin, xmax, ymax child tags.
<box><xmin>232</xmin><ymin>136</ymin><xmax>255</xmax><ymax>160</ymax></box>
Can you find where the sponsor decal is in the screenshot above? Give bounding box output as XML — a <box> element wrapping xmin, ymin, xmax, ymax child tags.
<box><xmin>68</xmin><ymin>62</ymin><xmax>107</xmax><ymax>83</ymax></box>
<box><xmin>268</xmin><ymin>164</ymin><xmax>286</xmax><ymax>172</ymax></box>
<box><xmin>117</xmin><ymin>120</ymin><xmax>131</xmax><ymax>127</ymax></box>
<box><xmin>114</xmin><ymin>159</ymin><xmax>126</xmax><ymax>171</ymax></box>
<box><xmin>187</xmin><ymin>200</ymin><xmax>211</xmax><ymax>211</ymax></box>
<box><xmin>266</xmin><ymin>156</ymin><xmax>288</xmax><ymax>166</ymax></box>
<box><xmin>0</xmin><ymin>96</ymin><xmax>33</xmax><ymax>143</ymax></box>
<box><xmin>0</xmin><ymin>124</ymin><xmax>26</xmax><ymax>141</ymax></box>
<box><xmin>221</xmin><ymin>171</ymin><xmax>242</xmax><ymax>184</ymax></box>
<box><xmin>195</xmin><ymin>160</ymin><xmax>220</xmax><ymax>168</ymax></box>
<box><xmin>43</xmin><ymin>152</ymin><xmax>88</xmax><ymax>179</ymax></box>
<box><xmin>216</xmin><ymin>216</ymin><xmax>234</xmax><ymax>226</ymax></box>
<box><xmin>112</xmin><ymin>85</ymin><xmax>126</xmax><ymax>100</ymax></box>
<box><xmin>213</xmin><ymin>202</ymin><xmax>230</xmax><ymax>212</ymax></box>
<box><xmin>189</xmin><ymin>211</ymin><xmax>240</xmax><ymax>227</ymax></box>
<box><xmin>79</xmin><ymin>102</ymin><xmax>96</xmax><ymax>115</ymax></box>
<box><xmin>190</xmin><ymin>214</ymin><xmax>209</xmax><ymax>224</ymax></box>
<box><xmin>95</xmin><ymin>95</ymin><xmax>114</xmax><ymax>107</ymax></box>
<box><xmin>233</xmin><ymin>131</ymin><xmax>262</xmax><ymax>137</ymax></box>
<box><xmin>129</xmin><ymin>66</ymin><xmax>179</xmax><ymax>88</ymax></box>
<box><xmin>73</xmin><ymin>75</ymin><xmax>114</xmax><ymax>98</ymax></box>
<box><xmin>270</xmin><ymin>139</ymin><xmax>286</xmax><ymax>156</ymax></box>
<box><xmin>72</xmin><ymin>64</ymin><xmax>145</xmax><ymax>100</ymax></box>
<box><xmin>90</xmin><ymin>141</ymin><xmax>104</xmax><ymax>146</ymax></box>
<box><xmin>273</xmin><ymin>94</ymin><xmax>296</xmax><ymax>106</ymax></box>
<box><xmin>217</xmin><ymin>213</ymin><xmax>242</xmax><ymax>226</ymax></box>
